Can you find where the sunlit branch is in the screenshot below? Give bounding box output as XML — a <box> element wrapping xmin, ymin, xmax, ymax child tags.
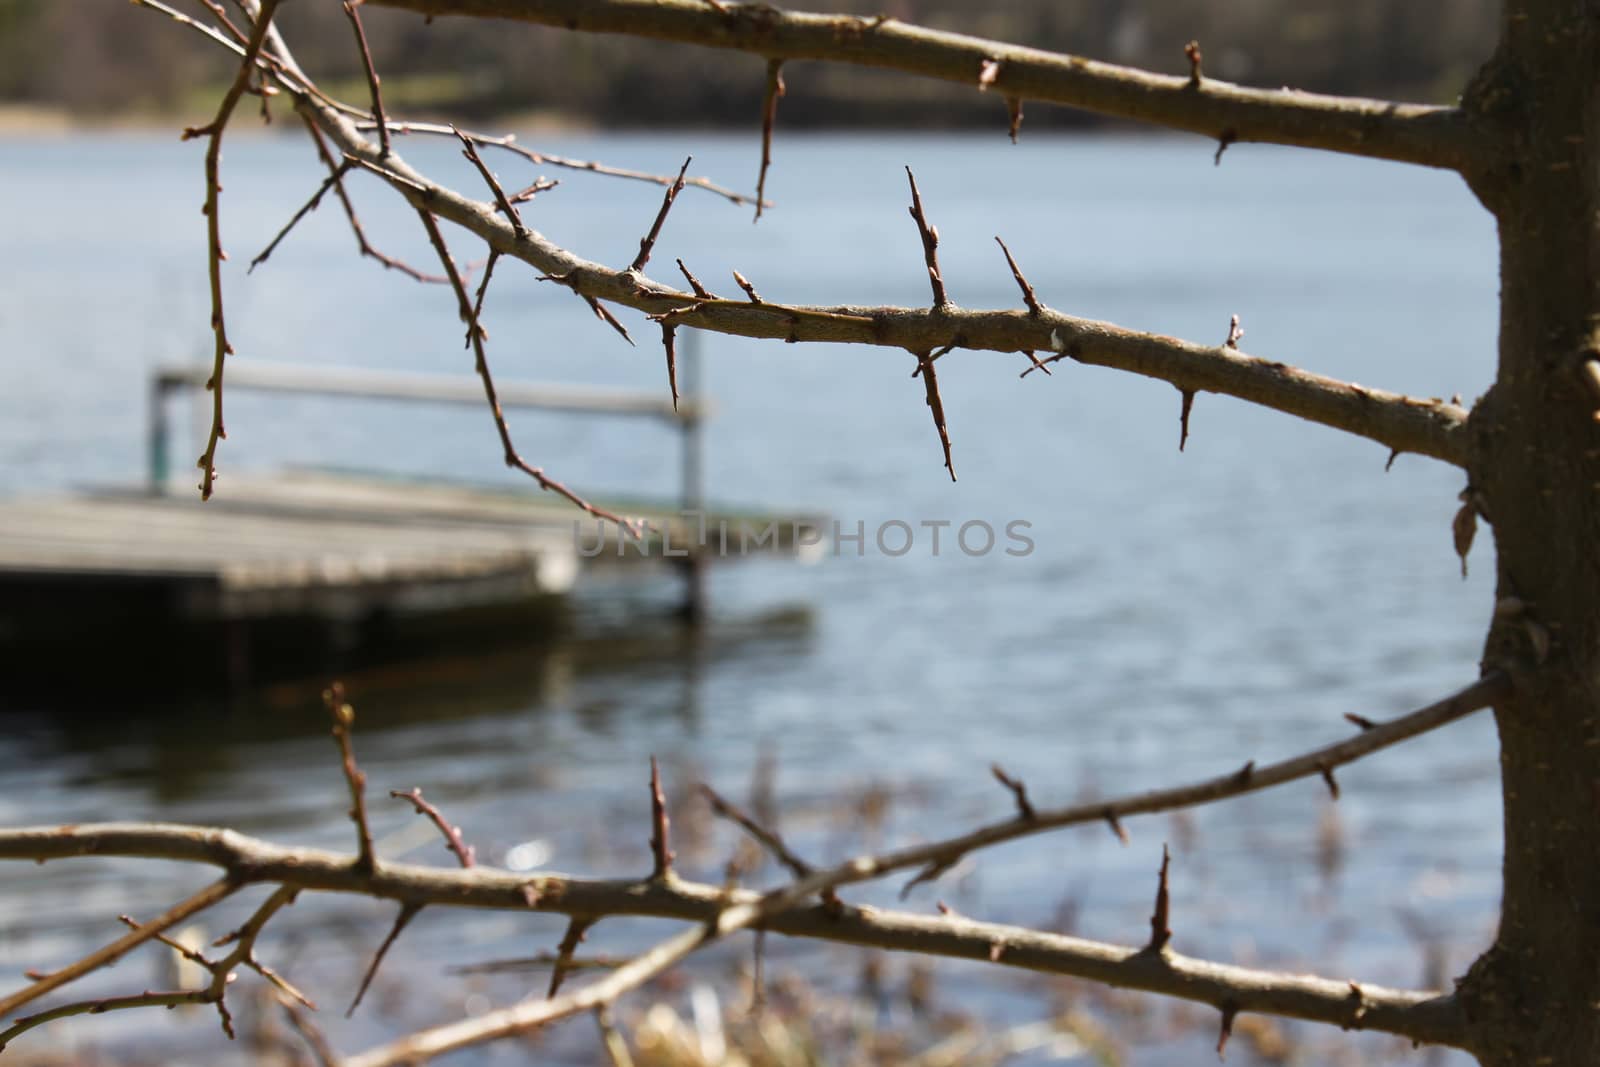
<box><xmin>302</xmin><ymin>96</ymin><xmax>1471</xmax><ymax>467</ymax></box>
<box><xmin>364</xmin><ymin>0</ymin><xmax>1488</xmax><ymax>171</ymax></box>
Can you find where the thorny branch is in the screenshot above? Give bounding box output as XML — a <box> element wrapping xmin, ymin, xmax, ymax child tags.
<box><xmin>300</xmin><ymin>94</ymin><xmax>1470</xmax><ymax>467</ymax></box>
<box><xmin>76</xmin><ymin>9</ymin><xmax>1510</xmax><ymax>1063</ymax></box>
<box><xmin>341</xmin><ymin>0</ymin><xmax>391</xmax><ymax>157</ymax></box>
<box><xmin>184</xmin><ymin>0</ymin><xmax>282</xmax><ymax>500</ymax></box>
<box><xmin>0</xmin><ymin>675</ymin><xmax>1503</xmax><ymax>1059</ymax></box>
<box><xmin>0</xmin><ymin>816</ymin><xmax>1468</xmax><ymax>1057</ymax></box>
<box><xmin>363</xmin><ymin>0</ymin><xmax>1488</xmax><ymax>172</ymax></box>
<box><xmin>135</xmin><ymin>6</ymin><xmax>1476</xmax><ymax>470</ymax></box>
<box><xmin>301</xmin><ymin>117</ymin><xmax>447</xmax><ymax>282</ymax></box>
<box><xmin>412</xmin><ymin>205</ymin><xmax>642</xmax><ymax>532</ymax></box>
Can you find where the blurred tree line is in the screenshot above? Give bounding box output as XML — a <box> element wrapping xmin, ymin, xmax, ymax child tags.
<box><xmin>1</xmin><ymin>1</ymin><xmax>1497</xmax><ymax>126</ymax></box>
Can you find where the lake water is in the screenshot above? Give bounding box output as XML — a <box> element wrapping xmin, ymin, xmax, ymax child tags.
<box><xmin>0</xmin><ymin>129</ymin><xmax>1500</xmax><ymax>1065</ymax></box>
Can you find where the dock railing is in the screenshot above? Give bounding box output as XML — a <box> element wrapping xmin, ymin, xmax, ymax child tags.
<box><xmin>148</xmin><ymin>346</ymin><xmax>708</xmax><ymax>518</ymax></box>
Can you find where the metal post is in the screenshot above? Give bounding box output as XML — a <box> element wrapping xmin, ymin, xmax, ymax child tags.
<box><xmin>148</xmin><ymin>374</ymin><xmax>171</xmax><ymax>495</ymax></box>
<box><xmin>679</xmin><ymin>330</ymin><xmax>708</xmax><ymax>623</ymax></box>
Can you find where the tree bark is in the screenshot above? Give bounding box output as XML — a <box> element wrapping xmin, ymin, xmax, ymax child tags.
<box><xmin>1457</xmin><ymin>2</ymin><xmax>1600</xmax><ymax>1062</ymax></box>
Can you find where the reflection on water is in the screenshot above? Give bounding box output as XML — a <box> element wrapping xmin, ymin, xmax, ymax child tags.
<box><xmin>0</xmin><ymin>131</ymin><xmax>1500</xmax><ymax>1065</ymax></box>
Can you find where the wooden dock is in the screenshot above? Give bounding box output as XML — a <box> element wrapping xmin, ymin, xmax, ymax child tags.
<box><xmin>0</xmin><ymin>360</ymin><xmax>820</xmax><ymax>693</ymax></box>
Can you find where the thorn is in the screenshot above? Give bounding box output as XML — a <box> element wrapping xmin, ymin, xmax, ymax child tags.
<box><xmin>1452</xmin><ymin>489</ymin><xmax>1478</xmax><ymax>579</ymax></box>
<box><xmin>1178</xmin><ymin>388</ymin><xmax>1196</xmax><ymax>452</ymax></box>
<box><xmin>548</xmin><ymin>916</ymin><xmax>596</xmax><ymax>998</ymax></box>
<box><xmin>1347</xmin><ymin>981</ymin><xmax>1369</xmax><ymax>1027</ymax></box>
<box><xmin>1018</xmin><ymin>350</ymin><xmax>1052</xmax><ymax>378</ymax></box>
<box><xmin>755</xmin><ymin>59</ymin><xmax>785</xmax><ymax>222</ymax></box>
<box><xmin>1234</xmin><ymin>760</ymin><xmax>1255</xmax><ymax>785</ymax></box>
<box><xmin>1217</xmin><ymin>1002</ymin><xmax>1239</xmax><ymax>1059</ymax></box>
<box><xmin>1147</xmin><ymin>844</ymin><xmax>1172</xmax><ymax>952</ymax></box>
<box><xmin>649</xmin><ymin>756</ymin><xmax>674</xmax><ymax>879</ymax></box>
<box><xmin>1386</xmin><ymin>448</ymin><xmax>1401</xmax><ymax>472</ymax></box>
<box><xmin>1214</xmin><ymin>129</ymin><xmax>1236</xmax><ymax>166</ymax></box>
<box><xmin>659</xmin><ymin>325</ymin><xmax>680</xmax><ymax>410</ymax></box>
<box><xmin>990</xmin><ymin>764</ymin><xmax>1036</xmax><ymax>820</ymax></box>
<box><xmin>904</xmin><ymin>168</ymin><xmax>949</xmax><ymax>308</ymax></box>
<box><xmin>1345</xmin><ymin>712</ymin><xmax>1379</xmax><ymax>732</ymax></box>
<box><xmin>676</xmin><ymin>258</ymin><xmax>713</xmax><ymax>299</ymax></box>
<box><xmin>1318</xmin><ymin>762</ymin><xmax>1340</xmax><ymax>800</ymax></box>
<box><xmin>1005</xmin><ymin>96</ymin><xmax>1024</xmax><ymax>143</ymax></box>
<box><xmin>630</xmin><ymin>156</ymin><xmax>691</xmax><ymax>273</ymax></box>
<box><xmin>915</xmin><ymin>350</ymin><xmax>957</xmax><ymax>481</ymax></box>
<box><xmin>1105</xmin><ymin>811</ymin><xmax>1129</xmax><ymax>845</ymax></box>
<box><xmin>347</xmin><ymin>902</ymin><xmax>421</xmax><ymax>1017</ymax></box>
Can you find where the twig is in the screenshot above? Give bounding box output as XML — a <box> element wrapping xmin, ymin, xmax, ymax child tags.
<box><xmin>631</xmin><ymin>157</ymin><xmax>691</xmax><ymax>272</ymax></box>
<box><xmin>596</xmin><ymin>1007</ymin><xmax>636</xmax><ymax>1067</ymax></box>
<box><xmin>300</xmin><ymin>117</ymin><xmax>445</xmax><ymax>282</ymax></box>
<box><xmin>1018</xmin><ymin>350</ymin><xmax>1052</xmax><ymax>378</ymax></box>
<box><xmin>905</xmin><ymin>168</ymin><xmax>949</xmax><ymax>308</ymax></box>
<box><xmin>183</xmin><ymin>0</ymin><xmax>282</xmax><ymax>500</ymax></box>
<box><xmin>0</xmin><ymin>989</ymin><xmax>213</xmax><ymax>1050</ymax></box>
<box><xmin>1185</xmin><ymin>40</ymin><xmax>1203</xmax><ymax>88</ymax></box>
<box><xmin>324</xmin><ymin>683</ymin><xmax>376</xmax><ymax>873</ymax></box>
<box><xmin>450</xmin><ymin>953</ymin><xmax>622</xmax><ymax>976</ymax></box>
<box><xmin>649</xmin><ymin>757</ymin><xmax>674</xmax><ymax>880</ymax></box>
<box><xmin>281</xmin><ymin>996</ymin><xmax>342</xmax><ymax>1067</ymax></box>
<box><xmin>0</xmin><ymin>879</ymin><xmax>236</xmax><ymax>1022</ymax></box>
<box><xmin>390</xmin><ymin>788</ymin><xmax>476</xmax><ymax>868</ymax></box>
<box><xmin>342</xmin><ymin>0</ymin><xmax>390</xmax><ymax>157</ymax></box>
<box><xmin>207</xmin><ymin>884</ymin><xmax>306</xmax><ymax>1037</ymax></box>
<box><xmin>1225</xmin><ymin>314</ymin><xmax>1244</xmax><ymax>348</ymax></box>
<box><xmin>454</xmin><ymin>126</ymin><xmax>524</xmax><ymax>236</ymax></box>
<box><xmin>755</xmin><ymin>59</ymin><xmax>785</xmax><ymax>222</ymax></box>
<box><xmin>731</xmin><ymin>270</ymin><xmax>763</xmax><ymax>304</ymax></box>
<box><xmin>471</xmin><ymin>250</ymin><xmax>501</xmax><ymax>333</ymax></box>
<box><xmin>348</xmin><ymin>902</ymin><xmax>422</xmax><ymax>1016</ymax></box>
<box><xmin>365</xmin><ymin>118</ymin><xmax>763</xmax><ymax>207</ymax></box>
<box><xmin>250</xmin><ymin>159</ymin><xmax>353</xmax><ymax>272</ymax></box>
<box><xmin>700</xmin><ymin>784</ymin><xmax>812</xmax><ymax>878</ymax></box>
<box><xmin>415</xmin><ymin>209</ymin><xmax>641</xmax><ymax>533</ymax></box>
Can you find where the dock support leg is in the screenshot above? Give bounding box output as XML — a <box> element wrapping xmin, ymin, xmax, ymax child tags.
<box><xmin>679</xmin><ymin>331</ymin><xmax>707</xmax><ymax>625</ymax></box>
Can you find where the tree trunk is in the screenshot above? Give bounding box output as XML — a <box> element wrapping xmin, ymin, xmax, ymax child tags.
<box><xmin>1458</xmin><ymin>2</ymin><xmax>1600</xmax><ymax>1062</ymax></box>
